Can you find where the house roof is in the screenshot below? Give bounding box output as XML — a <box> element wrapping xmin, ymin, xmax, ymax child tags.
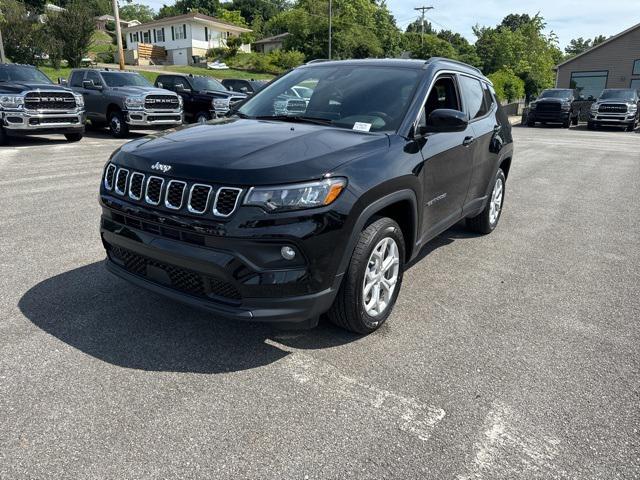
<box><xmin>122</xmin><ymin>12</ymin><xmax>252</xmax><ymax>33</ymax></box>
<box><xmin>556</xmin><ymin>21</ymin><xmax>640</xmax><ymax>68</ymax></box>
<box><xmin>253</xmin><ymin>32</ymin><xmax>290</xmax><ymax>45</ymax></box>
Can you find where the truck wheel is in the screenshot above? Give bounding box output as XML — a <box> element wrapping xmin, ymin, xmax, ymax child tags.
<box><xmin>0</xmin><ymin>127</ymin><xmax>8</xmax><ymax>146</ymax></box>
<box><xmin>527</xmin><ymin>119</ymin><xmax>535</xmax><ymax>127</ymax></box>
<box><xmin>466</xmin><ymin>168</ymin><xmax>506</xmax><ymax>234</ymax></box>
<box><xmin>327</xmin><ymin>217</ymin><xmax>405</xmax><ymax>334</ymax></box>
<box><xmin>195</xmin><ymin>112</ymin><xmax>210</xmax><ymax>124</ymax></box>
<box><xmin>109</xmin><ymin>110</ymin><xmax>129</xmax><ymax>138</ymax></box>
<box><xmin>563</xmin><ymin>119</ymin><xmax>570</xmax><ymax>128</ymax></box>
<box><xmin>587</xmin><ymin>121</ymin><xmax>596</xmax><ymax>130</ymax></box>
<box><xmin>572</xmin><ymin>115</ymin><xmax>579</xmax><ymax>126</ymax></box>
<box><xmin>64</xmin><ymin>132</ymin><xmax>83</xmax><ymax>142</ymax></box>
<box><xmin>627</xmin><ymin>122</ymin><xmax>636</xmax><ymax>132</ymax></box>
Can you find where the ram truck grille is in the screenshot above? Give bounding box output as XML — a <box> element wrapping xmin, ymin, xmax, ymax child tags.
<box><xmin>598</xmin><ymin>104</ymin><xmax>627</xmax><ymax>114</ymax></box>
<box><xmin>144</xmin><ymin>95</ymin><xmax>180</xmax><ymax>110</ymax></box>
<box><xmin>24</xmin><ymin>91</ymin><xmax>76</xmax><ymax>110</ymax></box>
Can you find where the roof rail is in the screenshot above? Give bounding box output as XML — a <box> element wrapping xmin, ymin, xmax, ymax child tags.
<box><xmin>426</xmin><ymin>57</ymin><xmax>483</xmax><ymax>75</ymax></box>
<box><xmin>306</xmin><ymin>59</ymin><xmax>331</xmax><ymax>64</ymax></box>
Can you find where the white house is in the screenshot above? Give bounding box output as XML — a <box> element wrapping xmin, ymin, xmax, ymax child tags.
<box><xmin>122</xmin><ymin>12</ymin><xmax>252</xmax><ymax>66</ymax></box>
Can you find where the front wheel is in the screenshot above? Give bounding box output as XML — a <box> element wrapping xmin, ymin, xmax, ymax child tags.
<box><xmin>64</xmin><ymin>132</ymin><xmax>83</xmax><ymax>142</ymax></box>
<box><xmin>466</xmin><ymin>168</ymin><xmax>506</xmax><ymax>234</ymax></box>
<box><xmin>109</xmin><ymin>110</ymin><xmax>129</xmax><ymax>138</ymax></box>
<box><xmin>195</xmin><ymin>112</ymin><xmax>210</xmax><ymax>124</ymax></box>
<box><xmin>327</xmin><ymin>217</ymin><xmax>405</xmax><ymax>334</ymax></box>
<box><xmin>627</xmin><ymin>122</ymin><xmax>637</xmax><ymax>132</ymax></box>
<box><xmin>0</xmin><ymin>127</ymin><xmax>8</xmax><ymax>146</ymax></box>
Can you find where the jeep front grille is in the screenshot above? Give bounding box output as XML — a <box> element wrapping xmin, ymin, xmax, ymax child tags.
<box><xmin>115</xmin><ymin>168</ymin><xmax>129</xmax><ymax>195</ymax></box>
<box><xmin>165</xmin><ymin>180</ymin><xmax>186</xmax><ymax>210</ymax></box>
<box><xmin>103</xmin><ymin>168</ymin><xmax>242</xmax><ymax>218</ymax></box>
<box><xmin>24</xmin><ymin>91</ymin><xmax>76</xmax><ymax>110</ymax></box>
<box><xmin>104</xmin><ymin>164</ymin><xmax>116</xmax><ymax>190</ymax></box>
<box><xmin>128</xmin><ymin>172</ymin><xmax>145</xmax><ymax>200</ymax></box>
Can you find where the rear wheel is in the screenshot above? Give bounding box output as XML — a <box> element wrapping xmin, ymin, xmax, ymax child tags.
<box><xmin>195</xmin><ymin>112</ymin><xmax>210</xmax><ymax>124</ymax></box>
<box><xmin>64</xmin><ymin>132</ymin><xmax>83</xmax><ymax>142</ymax></box>
<box><xmin>466</xmin><ymin>168</ymin><xmax>506</xmax><ymax>234</ymax></box>
<box><xmin>327</xmin><ymin>217</ymin><xmax>405</xmax><ymax>334</ymax></box>
<box><xmin>109</xmin><ymin>110</ymin><xmax>129</xmax><ymax>138</ymax></box>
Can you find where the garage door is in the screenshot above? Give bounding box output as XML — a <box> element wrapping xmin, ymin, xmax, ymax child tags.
<box><xmin>171</xmin><ymin>49</ymin><xmax>189</xmax><ymax>66</ymax></box>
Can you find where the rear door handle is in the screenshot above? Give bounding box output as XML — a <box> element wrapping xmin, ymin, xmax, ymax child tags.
<box><xmin>463</xmin><ymin>136</ymin><xmax>475</xmax><ymax>147</ymax></box>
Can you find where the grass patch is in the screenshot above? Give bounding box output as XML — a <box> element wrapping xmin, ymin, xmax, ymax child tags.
<box><xmin>40</xmin><ymin>66</ymin><xmax>73</xmax><ymax>83</ymax></box>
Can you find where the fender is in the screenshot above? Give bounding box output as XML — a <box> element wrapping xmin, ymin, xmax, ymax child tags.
<box><xmin>336</xmin><ymin>189</ymin><xmax>419</xmax><ymax>277</ymax></box>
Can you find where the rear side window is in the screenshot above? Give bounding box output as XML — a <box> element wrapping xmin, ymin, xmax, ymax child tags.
<box><xmin>459</xmin><ymin>75</ymin><xmax>489</xmax><ymax>120</ymax></box>
<box><xmin>482</xmin><ymin>82</ymin><xmax>495</xmax><ymax>111</ymax></box>
<box><xmin>69</xmin><ymin>71</ymin><xmax>84</xmax><ymax>87</ymax></box>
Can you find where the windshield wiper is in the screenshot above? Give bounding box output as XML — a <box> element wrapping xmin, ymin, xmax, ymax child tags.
<box><xmin>255</xmin><ymin>115</ymin><xmax>334</xmax><ymax>126</ymax></box>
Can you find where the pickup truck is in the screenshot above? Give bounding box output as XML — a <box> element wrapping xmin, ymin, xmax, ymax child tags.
<box><xmin>0</xmin><ymin>64</ymin><xmax>85</xmax><ymax>144</ymax></box>
<box><xmin>588</xmin><ymin>89</ymin><xmax>639</xmax><ymax>131</ymax></box>
<box><xmin>526</xmin><ymin>89</ymin><xmax>580</xmax><ymax>128</ymax></box>
<box><xmin>67</xmin><ymin>69</ymin><xmax>183</xmax><ymax>138</ymax></box>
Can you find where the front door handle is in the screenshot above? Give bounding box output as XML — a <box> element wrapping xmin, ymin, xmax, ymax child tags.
<box><xmin>463</xmin><ymin>136</ymin><xmax>475</xmax><ymax>147</ymax></box>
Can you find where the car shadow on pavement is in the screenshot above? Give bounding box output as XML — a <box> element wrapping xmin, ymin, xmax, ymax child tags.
<box><xmin>18</xmin><ymin>261</ymin><xmax>359</xmax><ymax>374</ymax></box>
<box><xmin>405</xmin><ymin>221</ymin><xmax>478</xmax><ymax>270</ymax></box>
<box><xmin>3</xmin><ymin>135</ymin><xmax>72</xmax><ymax>147</ymax></box>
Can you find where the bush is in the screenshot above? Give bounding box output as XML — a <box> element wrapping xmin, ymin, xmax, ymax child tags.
<box><xmin>488</xmin><ymin>69</ymin><xmax>525</xmax><ymax>103</ymax></box>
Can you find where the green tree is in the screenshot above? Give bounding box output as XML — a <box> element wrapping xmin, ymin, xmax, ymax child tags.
<box><xmin>217</xmin><ymin>9</ymin><xmax>248</xmax><ymax>26</ymax></box>
<box><xmin>499</xmin><ymin>13</ymin><xmax>532</xmax><ymax>31</ymax></box>
<box><xmin>406</xmin><ymin>18</ymin><xmax>434</xmax><ymax>34</ymax></box>
<box><xmin>223</xmin><ymin>0</ymin><xmax>289</xmax><ymax>24</ymax></box>
<box><xmin>488</xmin><ymin>69</ymin><xmax>525</xmax><ymax>102</ymax></box>
<box><xmin>0</xmin><ymin>0</ymin><xmax>42</xmax><ymax>64</ymax></box>
<box><xmin>119</xmin><ymin>3</ymin><xmax>156</xmax><ymax>22</ymax></box>
<box><xmin>47</xmin><ymin>0</ymin><xmax>96</xmax><ymax>67</ymax></box>
<box><xmin>157</xmin><ymin>0</ymin><xmax>220</xmax><ymax>17</ymax></box>
<box><xmin>565</xmin><ymin>37</ymin><xmax>592</xmax><ymax>56</ymax></box>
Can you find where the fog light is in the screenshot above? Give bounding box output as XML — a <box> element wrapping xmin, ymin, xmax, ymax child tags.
<box><xmin>281</xmin><ymin>246</ymin><xmax>296</xmax><ymax>260</ymax></box>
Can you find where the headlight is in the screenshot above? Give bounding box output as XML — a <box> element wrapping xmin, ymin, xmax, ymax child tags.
<box><xmin>529</xmin><ymin>102</ymin><xmax>537</xmax><ymax>110</ymax></box>
<box><xmin>124</xmin><ymin>96</ymin><xmax>144</xmax><ymax>109</ymax></box>
<box><xmin>0</xmin><ymin>95</ymin><xmax>25</xmax><ymax>109</ymax></box>
<box><xmin>561</xmin><ymin>103</ymin><xmax>571</xmax><ymax>111</ymax></box>
<box><xmin>177</xmin><ymin>95</ymin><xmax>183</xmax><ymax>108</ymax></box>
<box><xmin>212</xmin><ymin>97</ymin><xmax>230</xmax><ymax>110</ymax></box>
<box><xmin>590</xmin><ymin>103</ymin><xmax>599</xmax><ymax>113</ymax></box>
<box><xmin>244</xmin><ymin>178</ymin><xmax>347</xmax><ymax>212</ymax></box>
<box><xmin>628</xmin><ymin>103</ymin><xmax>638</xmax><ymax>112</ymax></box>
<box><xmin>73</xmin><ymin>94</ymin><xmax>84</xmax><ymax>108</ymax></box>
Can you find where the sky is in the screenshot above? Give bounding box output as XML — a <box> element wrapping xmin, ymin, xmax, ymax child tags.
<box><xmin>136</xmin><ymin>0</ymin><xmax>640</xmax><ymax>49</ymax></box>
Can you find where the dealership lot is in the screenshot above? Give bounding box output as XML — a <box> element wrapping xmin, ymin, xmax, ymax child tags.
<box><xmin>1</xmin><ymin>126</ymin><xmax>638</xmax><ymax>478</ymax></box>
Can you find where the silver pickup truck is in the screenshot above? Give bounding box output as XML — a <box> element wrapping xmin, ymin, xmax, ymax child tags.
<box><xmin>67</xmin><ymin>69</ymin><xmax>183</xmax><ymax>138</ymax></box>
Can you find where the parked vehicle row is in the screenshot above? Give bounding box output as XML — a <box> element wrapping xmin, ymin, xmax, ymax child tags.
<box><xmin>527</xmin><ymin>87</ymin><xmax>639</xmax><ymax>132</ymax></box>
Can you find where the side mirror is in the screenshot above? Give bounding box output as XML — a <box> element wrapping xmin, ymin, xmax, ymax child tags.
<box><xmin>82</xmin><ymin>80</ymin><xmax>101</xmax><ymax>90</ymax></box>
<box><xmin>175</xmin><ymin>84</ymin><xmax>190</xmax><ymax>93</ymax></box>
<box><xmin>421</xmin><ymin>109</ymin><xmax>469</xmax><ymax>134</ymax></box>
<box><xmin>58</xmin><ymin>77</ymin><xmax>67</xmax><ymax>86</ymax></box>
<box><xmin>156</xmin><ymin>82</ymin><xmax>163</xmax><ymax>88</ymax></box>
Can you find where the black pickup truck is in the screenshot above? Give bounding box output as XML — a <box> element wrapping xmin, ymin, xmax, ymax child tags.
<box><xmin>100</xmin><ymin>58</ymin><xmax>514</xmax><ymax>334</ymax></box>
<box><xmin>0</xmin><ymin>64</ymin><xmax>85</xmax><ymax>144</ymax></box>
<box><xmin>526</xmin><ymin>88</ymin><xmax>580</xmax><ymax>128</ymax></box>
<box><xmin>154</xmin><ymin>74</ymin><xmax>246</xmax><ymax>124</ymax></box>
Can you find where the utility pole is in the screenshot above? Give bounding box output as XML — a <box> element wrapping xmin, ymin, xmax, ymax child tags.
<box><xmin>328</xmin><ymin>0</ymin><xmax>332</xmax><ymax>60</ymax></box>
<box><xmin>112</xmin><ymin>0</ymin><xmax>125</xmax><ymax>70</ymax></box>
<box><xmin>0</xmin><ymin>27</ymin><xmax>6</xmax><ymax>64</ymax></box>
<box><xmin>414</xmin><ymin>6</ymin><xmax>433</xmax><ymax>46</ymax></box>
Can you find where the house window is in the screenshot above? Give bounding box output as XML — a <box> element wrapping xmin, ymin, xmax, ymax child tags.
<box><xmin>143</xmin><ymin>30</ymin><xmax>151</xmax><ymax>43</ymax></box>
<box><xmin>156</xmin><ymin>28</ymin><xmax>165</xmax><ymax>42</ymax></box>
<box><xmin>633</xmin><ymin>60</ymin><xmax>640</xmax><ymax>75</ymax></box>
<box><xmin>175</xmin><ymin>24</ymin><xmax>187</xmax><ymax>40</ymax></box>
<box><xmin>569</xmin><ymin>71</ymin><xmax>608</xmax><ymax>100</ymax></box>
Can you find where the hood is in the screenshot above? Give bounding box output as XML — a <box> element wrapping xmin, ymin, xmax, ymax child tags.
<box><xmin>203</xmin><ymin>89</ymin><xmax>247</xmax><ymax>99</ymax></box>
<box><xmin>114</xmin><ymin>118</ymin><xmax>389</xmax><ymax>185</ymax></box>
<box><xmin>0</xmin><ymin>82</ymin><xmax>73</xmax><ymax>93</ymax></box>
<box><xmin>533</xmin><ymin>97</ymin><xmax>568</xmax><ymax>104</ymax></box>
<box><xmin>109</xmin><ymin>86</ymin><xmax>177</xmax><ymax>96</ymax></box>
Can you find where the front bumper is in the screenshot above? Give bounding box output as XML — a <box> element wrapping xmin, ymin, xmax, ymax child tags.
<box><xmin>99</xmin><ymin>194</ymin><xmax>352</xmax><ymax>324</ymax></box>
<box><xmin>589</xmin><ymin>112</ymin><xmax>636</xmax><ymax>125</ymax></box>
<box><xmin>125</xmin><ymin>109</ymin><xmax>183</xmax><ymax>128</ymax></box>
<box><xmin>528</xmin><ymin>110</ymin><xmax>570</xmax><ymax>123</ymax></box>
<box><xmin>2</xmin><ymin>109</ymin><xmax>85</xmax><ymax>133</ymax></box>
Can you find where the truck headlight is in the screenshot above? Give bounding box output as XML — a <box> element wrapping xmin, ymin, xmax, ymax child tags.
<box><xmin>124</xmin><ymin>96</ymin><xmax>144</xmax><ymax>109</ymax></box>
<box><xmin>590</xmin><ymin>103</ymin><xmax>599</xmax><ymax>113</ymax></box>
<box><xmin>212</xmin><ymin>98</ymin><xmax>230</xmax><ymax>111</ymax></box>
<box><xmin>561</xmin><ymin>103</ymin><xmax>571</xmax><ymax>111</ymax></box>
<box><xmin>244</xmin><ymin>178</ymin><xmax>347</xmax><ymax>212</ymax></box>
<box><xmin>73</xmin><ymin>94</ymin><xmax>84</xmax><ymax>108</ymax></box>
<box><xmin>628</xmin><ymin>103</ymin><xmax>638</xmax><ymax>112</ymax></box>
<box><xmin>529</xmin><ymin>102</ymin><xmax>537</xmax><ymax>110</ymax></box>
<box><xmin>177</xmin><ymin>96</ymin><xmax>183</xmax><ymax>108</ymax></box>
<box><xmin>0</xmin><ymin>95</ymin><xmax>25</xmax><ymax>109</ymax></box>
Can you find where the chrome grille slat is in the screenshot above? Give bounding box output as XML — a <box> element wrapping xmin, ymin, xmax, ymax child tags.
<box><xmin>213</xmin><ymin>187</ymin><xmax>243</xmax><ymax>217</ymax></box>
<box><xmin>114</xmin><ymin>168</ymin><xmax>129</xmax><ymax>195</ymax></box>
<box><xmin>128</xmin><ymin>172</ymin><xmax>145</xmax><ymax>200</ymax></box>
<box><xmin>145</xmin><ymin>176</ymin><xmax>164</xmax><ymax>205</ymax></box>
<box><xmin>165</xmin><ymin>180</ymin><xmax>187</xmax><ymax>210</ymax></box>
<box><xmin>104</xmin><ymin>164</ymin><xmax>116</xmax><ymax>190</ymax></box>
<box><xmin>188</xmin><ymin>184</ymin><xmax>212</xmax><ymax>214</ymax></box>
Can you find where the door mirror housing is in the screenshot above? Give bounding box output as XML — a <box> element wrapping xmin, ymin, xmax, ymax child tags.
<box><xmin>156</xmin><ymin>82</ymin><xmax>163</xmax><ymax>89</ymax></box>
<box><xmin>82</xmin><ymin>80</ymin><xmax>102</xmax><ymax>90</ymax></box>
<box><xmin>58</xmin><ymin>77</ymin><xmax>68</xmax><ymax>86</ymax></box>
<box><xmin>420</xmin><ymin>109</ymin><xmax>469</xmax><ymax>135</ymax></box>
<box><xmin>175</xmin><ymin>84</ymin><xmax>190</xmax><ymax>93</ymax></box>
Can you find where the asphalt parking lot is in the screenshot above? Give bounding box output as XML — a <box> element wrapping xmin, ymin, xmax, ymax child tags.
<box><xmin>1</xmin><ymin>125</ymin><xmax>639</xmax><ymax>479</ymax></box>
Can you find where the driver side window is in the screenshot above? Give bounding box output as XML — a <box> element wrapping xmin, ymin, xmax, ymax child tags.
<box><xmin>418</xmin><ymin>76</ymin><xmax>461</xmax><ymax>126</ymax></box>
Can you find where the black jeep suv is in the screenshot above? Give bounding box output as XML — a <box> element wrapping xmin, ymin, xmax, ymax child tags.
<box><xmin>527</xmin><ymin>88</ymin><xmax>580</xmax><ymax>128</ymax></box>
<box><xmin>154</xmin><ymin>73</ymin><xmax>246</xmax><ymax>123</ymax></box>
<box><xmin>100</xmin><ymin>58</ymin><xmax>514</xmax><ymax>334</ymax></box>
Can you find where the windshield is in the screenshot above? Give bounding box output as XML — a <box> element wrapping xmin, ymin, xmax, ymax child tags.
<box><xmin>539</xmin><ymin>90</ymin><xmax>572</xmax><ymax>99</ymax></box>
<box><xmin>0</xmin><ymin>66</ymin><xmax>52</xmax><ymax>84</ymax></box>
<box><xmin>599</xmin><ymin>89</ymin><xmax>635</xmax><ymax>101</ymax></box>
<box><xmin>237</xmin><ymin>65</ymin><xmax>422</xmax><ymax>132</ymax></box>
<box><xmin>191</xmin><ymin>76</ymin><xmax>226</xmax><ymax>92</ymax></box>
<box><xmin>101</xmin><ymin>72</ymin><xmax>152</xmax><ymax>87</ymax></box>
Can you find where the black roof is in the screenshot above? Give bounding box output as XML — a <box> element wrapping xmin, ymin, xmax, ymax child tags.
<box><xmin>302</xmin><ymin>57</ymin><xmax>486</xmax><ymax>80</ymax></box>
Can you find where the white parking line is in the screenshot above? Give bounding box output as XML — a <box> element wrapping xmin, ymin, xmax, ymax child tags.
<box><xmin>266</xmin><ymin>339</ymin><xmax>446</xmax><ymax>442</ymax></box>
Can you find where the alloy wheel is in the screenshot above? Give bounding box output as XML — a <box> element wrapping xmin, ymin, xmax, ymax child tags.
<box><xmin>362</xmin><ymin>237</ymin><xmax>400</xmax><ymax>319</ymax></box>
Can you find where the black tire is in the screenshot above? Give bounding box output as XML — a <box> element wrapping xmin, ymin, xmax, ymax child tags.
<box><xmin>0</xmin><ymin>126</ymin><xmax>8</xmax><ymax>146</ymax></box>
<box><xmin>466</xmin><ymin>168</ymin><xmax>506</xmax><ymax>234</ymax></box>
<box><xmin>626</xmin><ymin>122</ymin><xmax>636</xmax><ymax>132</ymax></box>
<box><xmin>572</xmin><ymin>115</ymin><xmax>579</xmax><ymax>126</ymax></box>
<box><xmin>327</xmin><ymin>217</ymin><xmax>405</xmax><ymax>334</ymax></box>
<box><xmin>64</xmin><ymin>132</ymin><xmax>83</xmax><ymax>142</ymax></box>
<box><xmin>527</xmin><ymin>119</ymin><xmax>535</xmax><ymax>127</ymax></box>
<box><xmin>195</xmin><ymin>112</ymin><xmax>210</xmax><ymax>124</ymax></box>
<box><xmin>563</xmin><ymin>119</ymin><xmax>570</xmax><ymax>128</ymax></box>
<box><xmin>587</xmin><ymin>121</ymin><xmax>596</xmax><ymax>130</ymax></box>
<box><xmin>108</xmin><ymin>110</ymin><xmax>129</xmax><ymax>138</ymax></box>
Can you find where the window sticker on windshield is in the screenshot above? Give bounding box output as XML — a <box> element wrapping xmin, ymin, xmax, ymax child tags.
<box><xmin>353</xmin><ymin>122</ymin><xmax>372</xmax><ymax>132</ymax></box>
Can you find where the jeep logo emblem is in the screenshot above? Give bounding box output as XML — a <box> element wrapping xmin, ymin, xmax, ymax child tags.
<box><xmin>151</xmin><ymin>162</ymin><xmax>172</xmax><ymax>173</ymax></box>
